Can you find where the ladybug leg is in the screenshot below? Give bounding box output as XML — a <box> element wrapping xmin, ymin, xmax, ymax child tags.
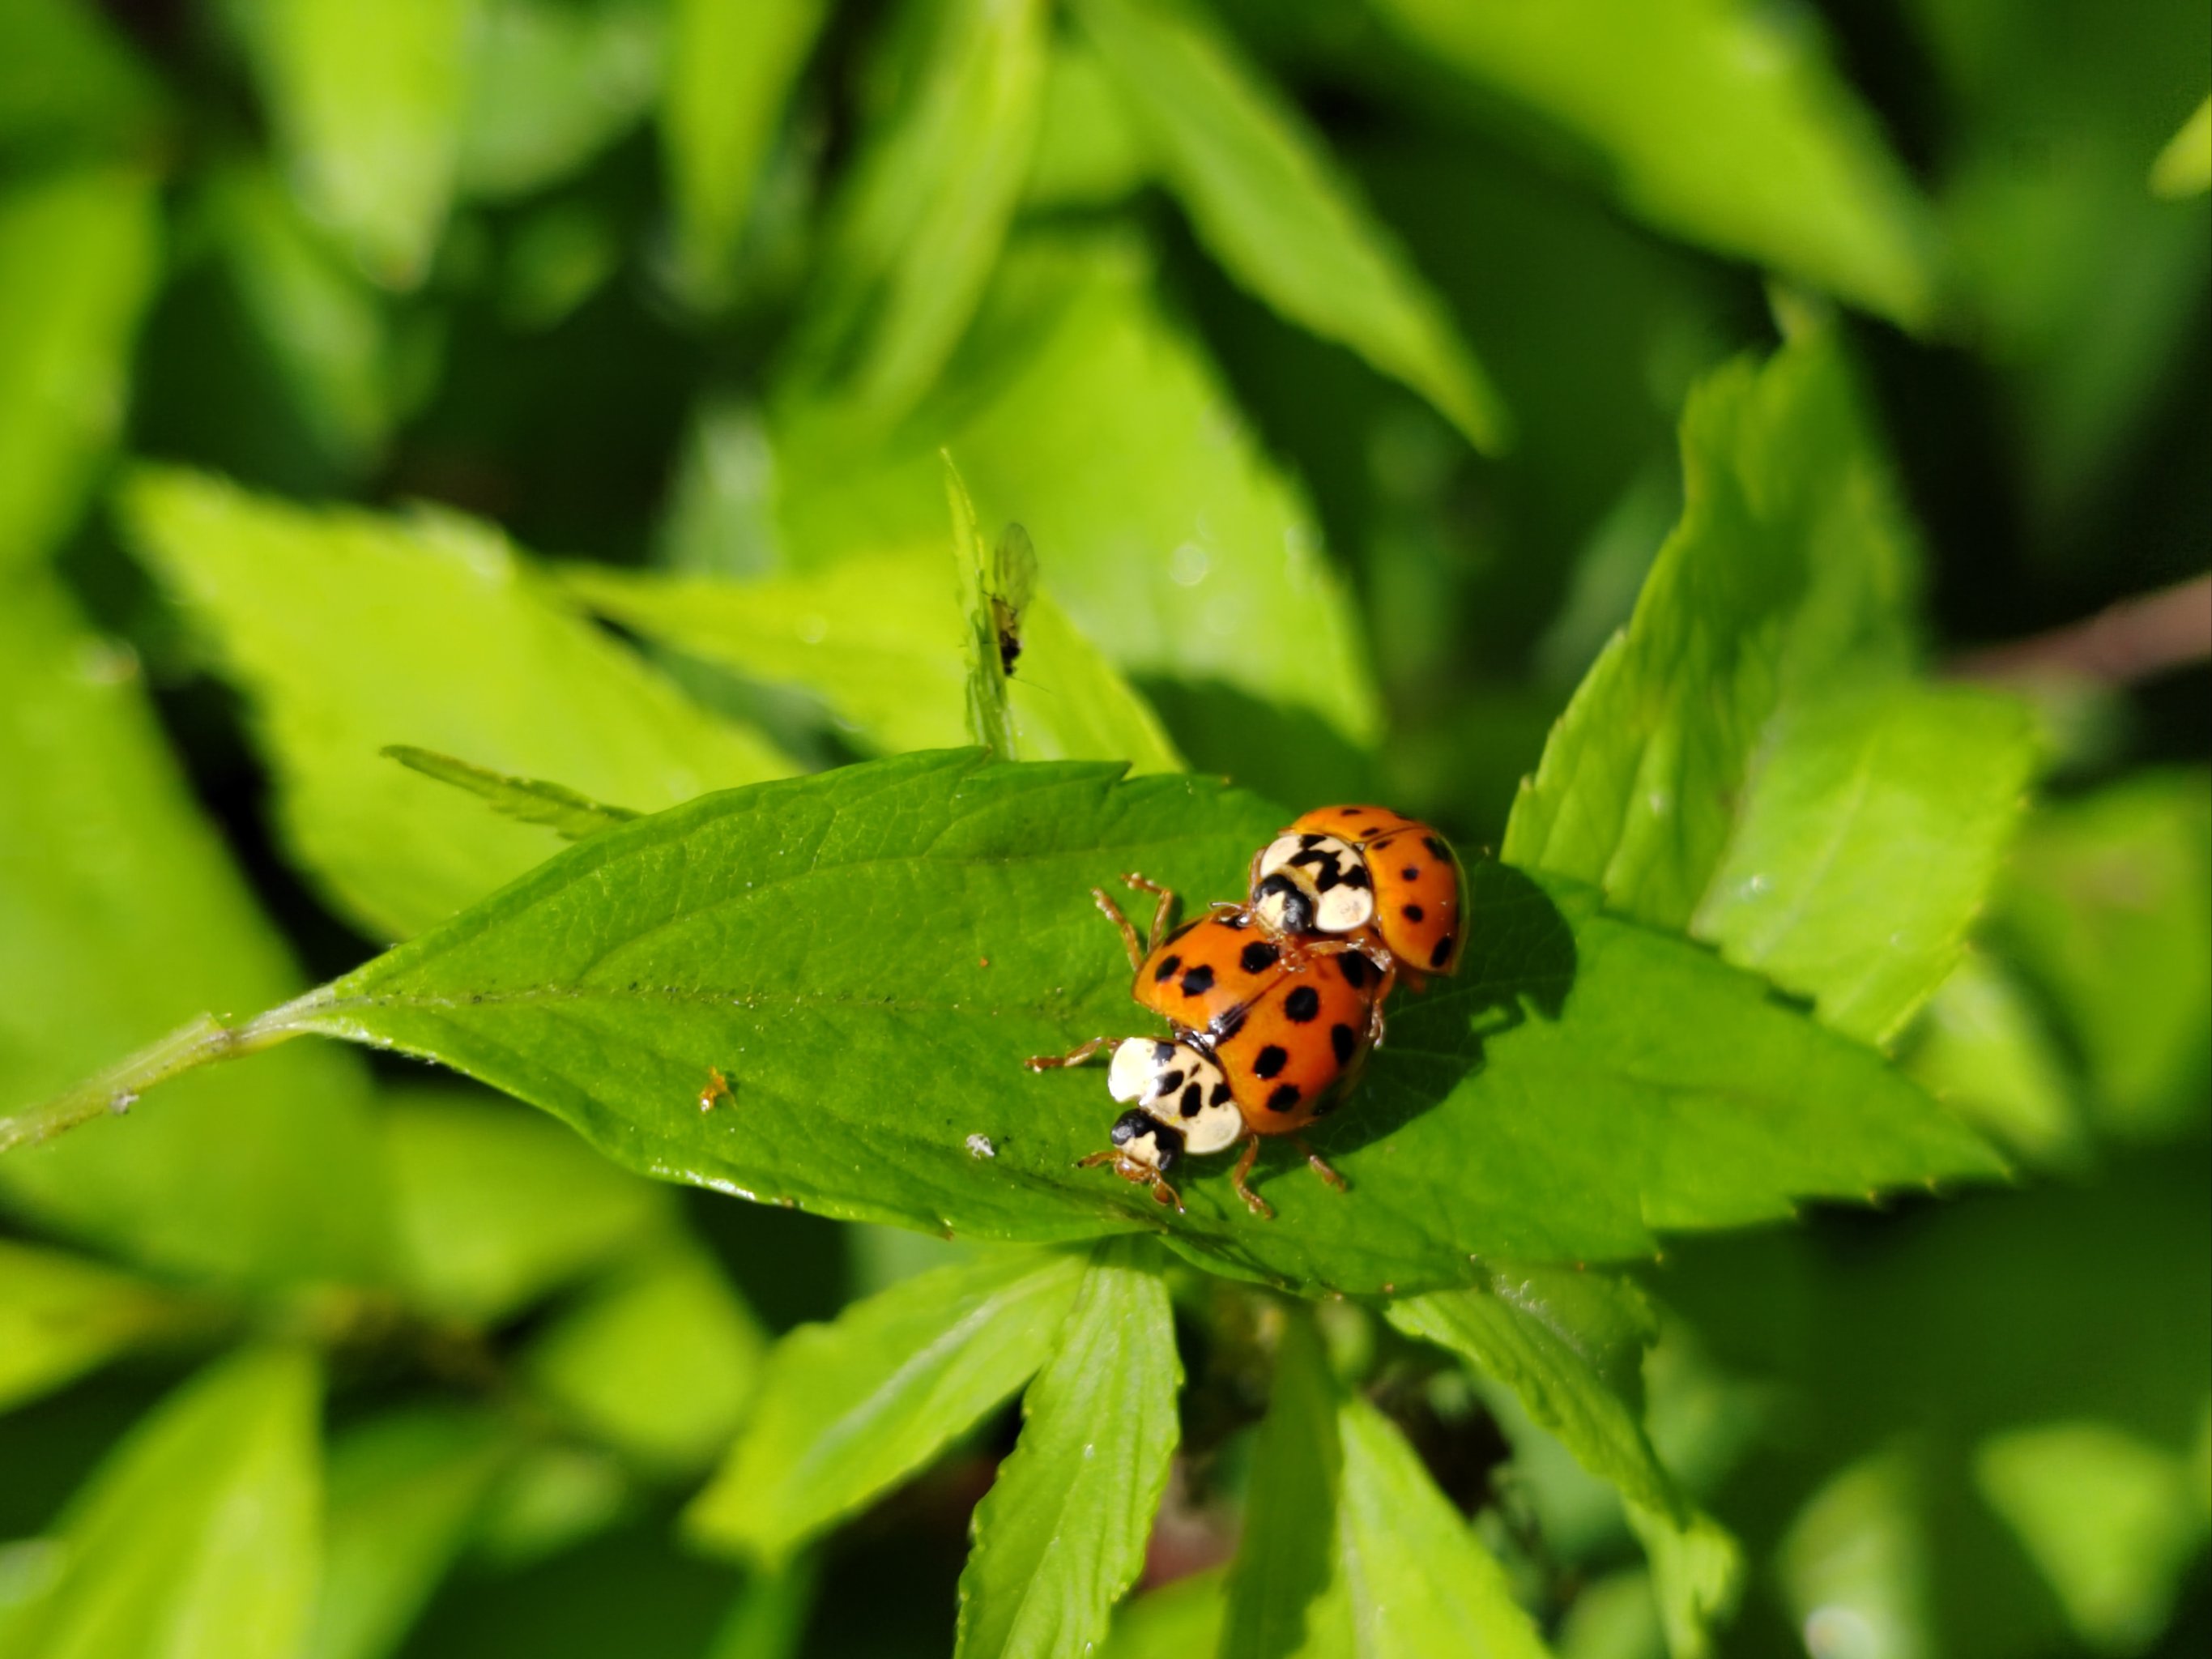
<box><xmin>1366</xmin><ymin>954</ymin><xmax>1397</xmax><ymax>1050</ymax></box>
<box><xmin>1294</xmin><ymin>1138</ymin><xmax>1349</xmax><ymax>1193</ymax></box>
<box><xmin>1026</xmin><ymin>1035</ymin><xmax>1119</xmax><ymax>1073</ymax></box>
<box><xmin>1119</xmin><ymin>872</ymin><xmax>1178</xmax><ymax>953</ymax></box>
<box><xmin>1089</xmin><ymin>889</ymin><xmax>1146</xmax><ymax>972</ymax></box>
<box><xmin>1146</xmin><ymin>1171</ymin><xmax>1186</xmax><ymax>1213</ymax></box>
<box><xmin>1229</xmin><ymin>1137</ymin><xmax>1275</xmax><ymax>1221</ymax></box>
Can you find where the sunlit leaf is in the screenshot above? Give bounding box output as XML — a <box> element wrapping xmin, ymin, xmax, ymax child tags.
<box><xmin>1220</xmin><ymin>1310</ymin><xmax>1340</xmax><ymax>1659</ymax></box>
<box><xmin>1693</xmin><ymin>683</ymin><xmax>2036</xmax><ymax>1047</ymax></box>
<box><xmin>687</xmin><ymin>1250</ymin><xmax>1085</xmax><ymax>1567</ymax></box>
<box><xmin>953</xmin><ymin>1240</ymin><xmax>1179</xmax><ymax>1659</ymax></box>
<box><xmin>1505</xmin><ymin>334</ymin><xmax>1918</xmax><ymax>933</ymax></box>
<box><xmin>383</xmin><ymin>745</ymin><xmax>640</xmax><ymax>842</ymax></box>
<box><xmin>0</xmin><ymin>574</ymin><xmax>389</xmax><ymax>1289</ymax></box>
<box><xmin>306</xmin><ymin>1409</ymin><xmax>512</xmax><ymax>1659</ymax></box>
<box><xmin>661</xmin><ymin>0</ymin><xmax>827</xmax><ymax>301</ymax></box>
<box><xmin>1024</xmin><ymin>39</ymin><xmax>1149</xmax><ymax>209</ymax></box>
<box><xmin>459</xmin><ymin>0</ymin><xmax>663</xmax><ymax>201</ymax></box>
<box><xmin>0</xmin><ymin>166</ymin><xmax>157</xmax><ymax>568</ymax></box>
<box><xmin>1901</xmin><ymin>953</ymin><xmax>2084</xmax><ymax>1168</ymax></box>
<box><xmin>0</xmin><ymin>1241</ymin><xmax>194</xmax><ymax>1416</ymax></box>
<box><xmin>120</xmin><ymin>467</ymin><xmax>795</xmax><ymax>940</ymax></box>
<box><xmin>522</xmin><ymin>1240</ymin><xmax>765</xmax><ymax>1473</ymax></box>
<box><xmin>2150</xmin><ymin>96</ymin><xmax>2212</xmax><ymax>197</ymax></box>
<box><xmin>1373</xmin><ymin>0</ymin><xmax>1939</xmax><ymax>326</ymax></box>
<box><xmin>1076</xmin><ymin>0</ymin><xmax>1507</xmax><ymax>451</ymax></box>
<box><xmin>0</xmin><ymin>1348</ymin><xmax>322</xmax><ymax>1659</ymax></box>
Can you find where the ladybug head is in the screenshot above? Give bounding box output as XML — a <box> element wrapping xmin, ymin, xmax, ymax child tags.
<box><xmin>1107</xmin><ymin>1108</ymin><xmax>1183</xmax><ymax>1175</ymax></box>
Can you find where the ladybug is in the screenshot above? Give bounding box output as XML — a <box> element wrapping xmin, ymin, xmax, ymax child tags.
<box><xmin>1028</xmin><ymin>874</ymin><xmax>1378</xmax><ymax>1218</ymax></box>
<box><xmin>1249</xmin><ymin>805</ymin><xmax>1467</xmax><ymax>1000</ymax></box>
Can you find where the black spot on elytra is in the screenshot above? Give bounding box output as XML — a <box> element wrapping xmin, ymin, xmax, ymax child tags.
<box><xmin>1240</xmin><ymin>940</ymin><xmax>1281</xmax><ymax>974</ymax></box>
<box><xmin>1424</xmin><ymin>835</ymin><xmax>1451</xmax><ymax>860</ymax></box>
<box><xmin>1331</xmin><ymin>1023</ymin><xmax>1357</xmax><ymax>1063</ymax></box>
<box><xmin>1212</xmin><ymin>1006</ymin><xmax>1247</xmax><ymax>1043</ymax></box>
<box><xmin>1336</xmin><ymin>953</ymin><xmax>1370</xmax><ymax>988</ymax></box>
<box><xmin>1180</xmin><ymin>965</ymin><xmax>1216</xmax><ymax>997</ymax></box>
<box><xmin>1284</xmin><ymin>985</ymin><xmax>1321</xmax><ymax>1023</ymax></box>
<box><xmin>1153</xmin><ymin>953</ymin><xmax>1181</xmax><ymax>983</ymax></box>
<box><xmin>1253</xmin><ymin>1044</ymin><xmax>1289</xmax><ymax>1080</ymax></box>
<box><xmin>1430</xmin><ymin>935</ymin><xmax>1455</xmax><ymax>969</ymax></box>
<box><xmin>1401</xmin><ymin>866</ymin><xmax>1421</xmax><ymax>881</ymax></box>
<box><xmin>1267</xmin><ymin>1084</ymin><xmax>1302</xmax><ymax>1113</ymax></box>
<box><xmin>1179</xmin><ymin>1083</ymin><xmax>1203</xmax><ymax>1118</ymax></box>
<box><xmin>1403</xmin><ymin>904</ymin><xmax>1425</xmax><ymax>923</ymax></box>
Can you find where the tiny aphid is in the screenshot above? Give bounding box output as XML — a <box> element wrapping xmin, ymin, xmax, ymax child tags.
<box><xmin>699</xmin><ymin>1067</ymin><xmax>733</xmax><ymax>1112</ymax></box>
<box><xmin>988</xmin><ymin>523</ymin><xmax>1038</xmax><ymax>676</ymax></box>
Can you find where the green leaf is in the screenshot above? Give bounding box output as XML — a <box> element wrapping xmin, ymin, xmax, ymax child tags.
<box><xmin>774</xmin><ymin>230</ymin><xmax>1382</xmax><ymax>750</ymax></box>
<box><xmin>1025</xmin><ymin>39</ymin><xmax>1149</xmax><ymax>209</ymax></box>
<box><xmin>0</xmin><ymin>166</ymin><xmax>158</xmax><ymax>568</ymax></box>
<box><xmin>458</xmin><ymin>0</ymin><xmax>663</xmax><ymax>201</ymax></box>
<box><xmin>120</xmin><ymin>467</ymin><xmax>795</xmax><ymax>940</ymax></box>
<box><xmin>1372</xmin><ymin>0</ymin><xmax>1939</xmax><ymax>327</ymax></box>
<box><xmin>1074</xmin><ymin>0</ymin><xmax>1507</xmax><ymax>452</ymax></box>
<box><xmin>56</xmin><ymin>751</ymin><xmax>2001</xmax><ymax>1294</ymax></box>
<box><xmin>382</xmin><ymin>1089</ymin><xmax>671</xmax><ymax>1324</ymax></box>
<box><xmin>948</xmin><ymin>459</ymin><xmax>1018</xmax><ymax>761</ymax></box>
<box><xmin>1972</xmin><ymin>1422</ymin><xmax>2208</xmax><ymax>1654</ymax></box>
<box><xmin>2150</xmin><ymin>96</ymin><xmax>2212</xmax><ymax>197</ymax></box>
<box><xmin>1505</xmin><ymin>334</ymin><xmax>1919</xmax><ymax>933</ymax></box>
<box><xmin>0</xmin><ymin>1241</ymin><xmax>194</xmax><ymax>1415</ymax></box>
<box><xmin>522</xmin><ymin>1240</ymin><xmax>765</xmax><ymax>1473</ymax></box>
<box><xmin>1331</xmin><ymin>1393</ymin><xmax>1554</xmax><ymax>1658</ymax></box>
<box><xmin>1101</xmin><ymin>1572</ymin><xmax>1225</xmax><ymax>1659</ymax></box>
<box><xmin>1220</xmin><ymin>1311</ymin><xmax>1340</xmax><ymax>1659</ymax></box>
<box><xmin>1901</xmin><ymin>953</ymin><xmax>2084</xmax><ymax>1169</ymax></box>
<box><xmin>382</xmin><ymin>745</ymin><xmax>641</xmax><ymax>842</ymax></box>
<box><xmin>954</xmin><ymin>1240</ymin><xmax>1180</xmax><ymax>1659</ymax></box>
<box><xmin>468</xmin><ymin>1442</ymin><xmax>629</xmax><ymax>1568</ymax></box>
<box><xmin>0</xmin><ymin>0</ymin><xmax>164</xmax><ymax>160</ymax></box>
<box><xmin>0</xmin><ymin>1348</ymin><xmax>321</xmax><ymax>1659</ymax></box>
<box><xmin>0</xmin><ymin>574</ymin><xmax>390</xmax><ymax>1289</ymax></box>
<box><xmin>306</xmin><ymin>1409</ymin><xmax>512</xmax><ymax>1659</ymax></box>
<box><xmin>661</xmin><ymin>0</ymin><xmax>826</xmax><ymax>301</ymax></box>
<box><xmin>795</xmin><ymin>0</ymin><xmax>1051</xmax><ymax>422</ymax></box>
<box><xmin>687</xmin><ymin>1249</ymin><xmax>1085</xmax><ymax>1567</ymax></box>
<box><xmin>1691</xmin><ymin>683</ymin><xmax>2037</xmax><ymax>1047</ymax></box>
<box><xmin>705</xmin><ymin>1559</ymin><xmax>818</xmax><ymax>1659</ymax></box>
<box><xmin>244</xmin><ymin>0</ymin><xmax>475</xmax><ymax>288</ymax></box>
<box><xmin>1992</xmin><ymin>770</ymin><xmax>2212</xmax><ymax>1142</ymax></box>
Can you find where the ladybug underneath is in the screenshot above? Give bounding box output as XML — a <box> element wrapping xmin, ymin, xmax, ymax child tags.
<box><xmin>1247</xmin><ymin>805</ymin><xmax>1468</xmax><ymax>1013</ymax></box>
<box><xmin>1028</xmin><ymin>874</ymin><xmax>1379</xmax><ymax>1218</ymax></box>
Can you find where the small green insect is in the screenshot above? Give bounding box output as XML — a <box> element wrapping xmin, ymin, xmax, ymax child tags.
<box><xmin>988</xmin><ymin>523</ymin><xmax>1038</xmax><ymax>676</ymax></box>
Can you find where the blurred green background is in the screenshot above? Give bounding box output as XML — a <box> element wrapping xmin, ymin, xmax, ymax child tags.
<box><xmin>0</xmin><ymin>1</ymin><xmax>2206</xmax><ymax>1656</ymax></box>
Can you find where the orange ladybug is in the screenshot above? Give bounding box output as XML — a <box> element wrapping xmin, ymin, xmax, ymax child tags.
<box><xmin>1027</xmin><ymin>873</ymin><xmax>1377</xmax><ymax>1218</ymax></box>
<box><xmin>1248</xmin><ymin>806</ymin><xmax>1467</xmax><ymax>1003</ymax></box>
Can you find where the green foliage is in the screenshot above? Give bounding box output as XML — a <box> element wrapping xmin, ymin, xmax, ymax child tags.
<box><xmin>0</xmin><ymin>1239</ymin><xmax>196</xmax><ymax>1414</ymax></box>
<box><xmin>953</xmin><ymin>1241</ymin><xmax>1179</xmax><ymax>1659</ymax></box>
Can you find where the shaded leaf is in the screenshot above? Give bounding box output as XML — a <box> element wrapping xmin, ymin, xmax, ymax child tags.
<box><xmin>306</xmin><ymin>1409</ymin><xmax>512</xmax><ymax>1659</ymax></box>
<box><xmin>60</xmin><ymin>752</ymin><xmax>2001</xmax><ymax>1295</ymax></box>
<box><xmin>0</xmin><ymin>166</ymin><xmax>158</xmax><ymax>568</ymax></box>
<box><xmin>0</xmin><ymin>574</ymin><xmax>389</xmax><ymax>1289</ymax></box>
<box><xmin>1220</xmin><ymin>1311</ymin><xmax>1340</xmax><ymax>1659</ymax></box>
<box><xmin>0</xmin><ymin>1241</ymin><xmax>194</xmax><ymax>1415</ymax></box>
<box><xmin>795</xmin><ymin>0</ymin><xmax>1051</xmax><ymax>422</ymax></box>
<box><xmin>121</xmin><ymin>467</ymin><xmax>794</xmax><ymax>940</ymax></box>
<box><xmin>0</xmin><ymin>1348</ymin><xmax>321</xmax><ymax>1659</ymax></box>
<box><xmin>1373</xmin><ymin>0</ymin><xmax>1939</xmax><ymax>326</ymax></box>
<box><xmin>1076</xmin><ymin>0</ymin><xmax>1507</xmax><ymax>451</ymax></box>
<box><xmin>775</xmin><ymin>230</ymin><xmax>1381</xmax><ymax>749</ymax></box>
<box><xmin>954</xmin><ymin>1240</ymin><xmax>1180</xmax><ymax>1659</ymax></box>
<box><xmin>1024</xmin><ymin>39</ymin><xmax>1149</xmax><ymax>209</ymax></box>
<box><xmin>383</xmin><ymin>745</ymin><xmax>640</xmax><ymax>842</ymax></box>
<box><xmin>459</xmin><ymin>0</ymin><xmax>663</xmax><ymax>201</ymax></box>
<box><xmin>1504</xmin><ymin>335</ymin><xmax>1918</xmax><ymax>933</ymax></box>
<box><xmin>687</xmin><ymin>1250</ymin><xmax>1085</xmax><ymax>1567</ymax></box>
<box><xmin>245</xmin><ymin>0</ymin><xmax>475</xmax><ymax>288</ymax></box>
<box><xmin>522</xmin><ymin>1240</ymin><xmax>765</xmax><ymax>1473</ymax></box>
<box><xmin>382</xmin><ymin>1089</ymin><xmax>671</xmax><ymax>1324</ymax></box>
<box><xmin>0</xmin><ymin>0</ymin><xmax>164</xmax><ymax>160</ymax></box>
<box><xmin>1692</xmin><ymin>683</ymin><xmax>2036</xmax><ymax>1047</ymax></box>
<box><xmin>661</xmin><ymin>0</ymin><xmax>827</xmax><ymax>301</ymax></box>
<box><xmin>705</xmin><ymin>1559</ymin><xmax>818</xmax><ymax>1659</ymax></box>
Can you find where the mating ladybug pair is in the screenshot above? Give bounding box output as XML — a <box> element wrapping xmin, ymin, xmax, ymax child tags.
<box><xmin>1026</xmin><ymin>806</ymin><xmax>1466</xmax><ymax>1218</ymax></box>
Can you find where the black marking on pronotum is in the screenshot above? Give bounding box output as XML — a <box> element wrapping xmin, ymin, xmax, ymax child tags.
<box><xmin>1298</xmin><ymin>833</ymin><xmax>1325</xmax><ymax>848</ymax></box>
<box><xmin>1284</xmin><ymin>985</ymin><xmax>1321</xmax><ymax>1023</ymax></box>
<box><xmin>1266</xmin><ymin>1084</ymin><xmax>1302</xmax><ymax>1113</ymax></box>
<box><xmin>1336</xmin><ymin>953</ymin><xmax>1370</xmax><ymax>989</ymax></box>
<box><xmin>1330</xmin><ymin>1023</ymin><xmax>1357</xmax><ymax>1064</ymax></box>
<box><xmin>1342</xmin><ymin>864</ymin><xmax>1371</xmax><ymax>890</ymax></box>
<box><xmin>1430</xmin><ymin>935</ymin><xmax>1455</xmax><ymax>968</ymax></box>
<box><xmin>1153</xmin><ymin>953</ymin><xmax>1182</xmax><ymax>983</ymax></box>
<box><xmin>1240</xmin><ymin>940</ymin><xmax>1281</xmax><ymax>974</ymax></box>
<box><xmin>1178</xmin><ymin>1083</ymin><xmax>1203</xmax><ymax>1118</ymax></box>
<box><xmin>1424</xmin><ymin>835</ymin><xmax>1451</xmax><ymax>860</ymax></box>
<box><xmin>1253</xmin><ymin>1044</ymin><xmax>1290</xmax><ymax>1080</ymax></box>
<box><xmin>1155</xmin><ymin>1069</ymin><xmax>1184</xmax><ymax>1094</ymax></box>
<box><xmin>1403</xmin><ymin>904</ymin><xmax>1424</xmax><ymax>923</ymax></box>
<box><xmin>1211</xmin><ymin>1005</ymin><xmax>1247</xmax><ymax>1043</ymax></box>
<box><xmin>1180</xmin><ymin>965</ymin><xmax>1217</xmax><ymax>997</ymax></box>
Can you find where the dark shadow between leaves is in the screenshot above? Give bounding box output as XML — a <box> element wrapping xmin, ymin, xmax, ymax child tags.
<box><xmin>1136</xmin><ymin>675</ymin><xmax>1383</xmax><ymax>807</ymax></box>
<box><xmin>1290</xmin><ymin>859</ymin><xmax>1578</xmax><ymax>1166</ymax></box>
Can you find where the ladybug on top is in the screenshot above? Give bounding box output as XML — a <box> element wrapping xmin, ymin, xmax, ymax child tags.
<box><xmin>1027</xmin><ymin>805</ymin><xmax>1468</xmax><ymax>1218</ymax></box>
